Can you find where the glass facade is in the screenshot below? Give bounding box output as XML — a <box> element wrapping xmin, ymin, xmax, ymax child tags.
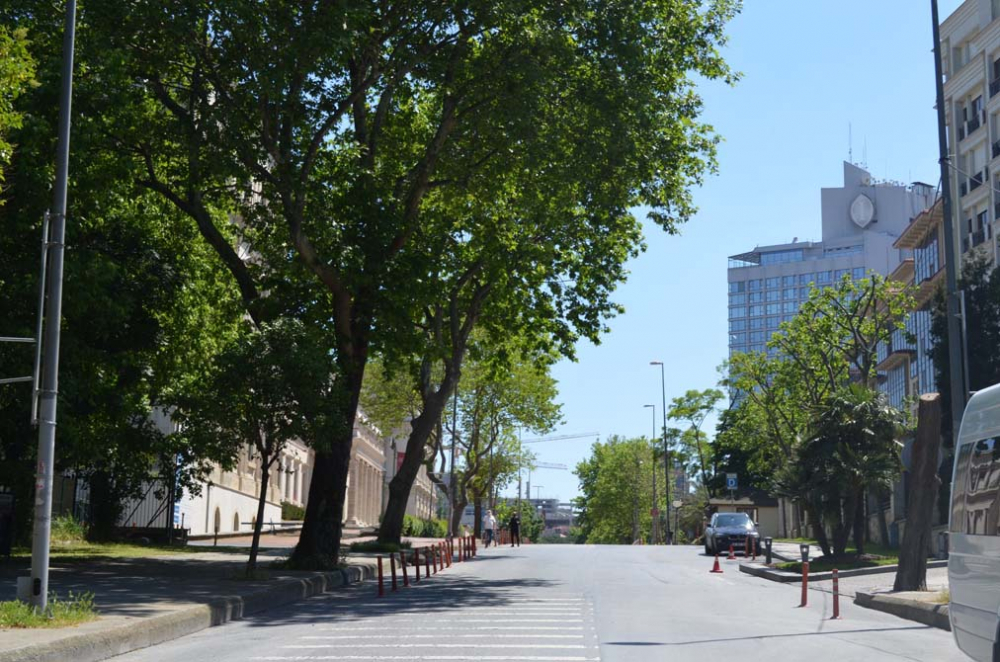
<box><xmin>914</xmin><ymin>234</ymin><xmax>940</xmax><ymax>284</ymax></box>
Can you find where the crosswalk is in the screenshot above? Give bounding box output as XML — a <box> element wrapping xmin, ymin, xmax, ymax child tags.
<box><xmin>249</xmin><ymin>588</ymin><xmax>601</xmax><ymax>662</ymax></box>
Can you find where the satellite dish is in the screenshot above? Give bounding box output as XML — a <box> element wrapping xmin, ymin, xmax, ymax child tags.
<box><xmin>850</xmin><ymin>194</ymin><xmax>875</xmax><ymax>228</ymax></box>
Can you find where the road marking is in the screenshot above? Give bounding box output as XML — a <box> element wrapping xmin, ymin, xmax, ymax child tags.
<box><xmin>316</xmin><ymin>625</ymin><xmax>583</xmax><ymax>632</ymax></box>
<box><xmin>326</xmin><ymin>619</ymin><xmax>585</xmax><ymax>624</ymax></box>
<box><xmin>300</xmin><ymin>635</ymin><xmax>585</xmax><ymax>640</ymax></box>
<box><xmin>253</xmin><ymin>657</ymin><xmax>601</xmax><ymax>661</ymax></box>
<box><xmin>284</xmin><ymin>645</ymin><xmax>591</xmax><ymax>650</ymax></box>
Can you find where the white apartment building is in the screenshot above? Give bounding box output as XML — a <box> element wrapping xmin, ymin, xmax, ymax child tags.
<box><xmin>941</xmin><ymin>0</ymin><xmax>1000</xmax><ymax>267</ymax></box>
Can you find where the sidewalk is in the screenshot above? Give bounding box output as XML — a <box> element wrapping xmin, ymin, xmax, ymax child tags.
<box><xmin>0</xmin><ymin>535</ymin><xmax>452</xmax><ymax>662</ymax></box>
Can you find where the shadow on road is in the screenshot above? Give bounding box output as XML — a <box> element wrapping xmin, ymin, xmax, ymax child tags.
<box><xmin>605</xmin><ymin>625</ymin><xmax>931</xmax><ymax>647</ymax></box>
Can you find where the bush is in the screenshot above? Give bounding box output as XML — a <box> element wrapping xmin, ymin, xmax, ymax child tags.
<box><xmin>51</xmin><ymin>515</ymin><xmax>86</xmax><ymax>545</ymax></box>
<box><xmin>402</xmin><ymin>514</ymin><xmax>447</xmax><ymax>538</ymax></box>
<box><xmin>281</xmin><ymin>501</ymin><xmax>305</xmax><ymax>521</ymax></box>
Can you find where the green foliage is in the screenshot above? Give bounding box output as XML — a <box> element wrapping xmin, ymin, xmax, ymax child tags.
<box><xmin>573</xmin><ymin>435</ymin><xmax>666</xmax><ymax>544</ymax></box>
<box><xmin>281</xmin><ymin>502</ymin><xmax>305</xmax><ymax>521</ymax></box>
<box><xmin>50</xmin><ymin>515</ymin><xmax>86</xmax><ymax>545</ymax></box>
<box><xmin>401</xmin><ymin>515</ymin><xmax>448</xmax><ymax>539</ymax></box>
<box><xmin>493</xmin><ymin>500</ymin><xmax>544</xmax><ymax>543</ymax></box>
<box><xmin>0</xmin><ymin>592</ymin><xmax>96</xmax><ymax>628</ymax></box>
<box><xmin>668</xmin><ymin>388</ymin><xmax>723</xmax><ymax>495</ymax></box>
<box><xmin>0</xmin><ymin>25</ymin><xmax>35</xmax><ymax>194</ymax></box>
<box><xmin>726</xmin><ymin>274</ymin><xmax>914</xmax><ymax>556</ymax></box>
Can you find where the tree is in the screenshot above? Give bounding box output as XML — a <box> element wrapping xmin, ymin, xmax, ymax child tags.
<box><xmin>668</xmin><ymin>389</ymin><xmax>723</xmax><ymax>498</ymax></box>
<box><xmin>573</xmin><ymin>435</ymin><xmax>665</xmax><ymax>544</ymax></box>
<box><xmin>0</xmin><ymin>4</ymin><xmax>245</xmax><ymax>540</ymax></box>
<box><xmin>85</xmin><ymin>0</ymin><xmax>740</xmax><ymax>565</ymax></box>
<box><xmin>494</xmin><ymin>499</ymin><xmax>544</xmax><ymax>544</ymax></box>
<box><xmin>931</xmin><ymin>250</ymin><xmax>1000</xmax><ymax>521</ymax></box>
<box><xmin>0</xmin><ymin>25</ymin><xmax>35</xmax><ymax>196</ymax></box>
<box><xmin>727</xmin><ymin>274</ymin><xmax>914</xmax><ymax>557</ymax></box>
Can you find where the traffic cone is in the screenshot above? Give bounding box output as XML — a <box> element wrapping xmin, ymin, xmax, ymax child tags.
<box><xmin>710</xmin><ymin>554</ymin><xmax>723</xmax><ymax>573</ymax></box>
<box><xmin>727</xmin><ymin>544</ymin><xmax>736</xmax><ymax>560</ymax></box>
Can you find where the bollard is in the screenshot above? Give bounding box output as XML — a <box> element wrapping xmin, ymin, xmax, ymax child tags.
<box><xmin>432</xmin><ymin>545</ymin><xmax>439</xmax><ymax>574</ymax></box>
<box><xmin>751</xmin><ymin>537</ymin><xmax>757</xmax><ymax>561</ymax></box>
<box><xmin>831</xmin><ymin>568</ymin><xmax>841</xmax><ymax>619</ymax></box>
<box><xmin>443</xmin><ymin>542</ymin><xmax>450</xmax><ymax>568</ymax></box>
<box><xmin>472</xmin><ymin>535</ymin><xmax>477</xmax><ymax>556</ymax></box>
<box><xmin>413</xmin><ymin>549</ymin><xmax>421</xmax><ymax>582</ymax></box>
<box><xmin>377</xmin><ymin>556</ymin><xmax>385</xmax><ymax>597</ymax></box>
<box><xmin>764</xmin><ymin>537</ymin><xmax>773</xmax><ymax>565</ymax></box>
<box><xmin>400</xmin><ymin>551</ymin><xmax>409</xmax><ymax>587</ymax></box>
<box><xmin>390</xmin><ymin>553</ymin><xmax>398</xmax><ymax>592</ymax></box>
<box><xmin>745</xmin><ymin>535</ymin><xmax>749</xmax><ymax>558</ymax></box>
<box><xmin>425</xmin><ymin>547</ymin><xmax>431</xmax><ymax>577</ymax></box>
<box><xmin>799</xmin><ymin>561</ymin><xmax>809</xmax><ymax>607</ymax></box>
<box><xmin>727</xmin><ymin>544</ymin><xmax>736</xmax><ymax>560</ymax></box>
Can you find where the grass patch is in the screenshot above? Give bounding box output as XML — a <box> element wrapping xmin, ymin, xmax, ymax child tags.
<box><xmin>0</xmin><ymin>592</ymin><xmax>97</xmax><ymax>628</ymax></box>
<box><xmin>777</xmin><ymin>555</ymin><xmax>899</xmax><ymax>573</ymax></box>
<box><xmin>348</xmin><ymin>541</ymin><xmax>412</xmax><ymax>554</ymax></box>
<box><xmin>10</xmin><ymin>541</ymin><xmax>246</xmax><ymax>561</ymax></box>
<box><xmin>932</xmin><ymin>589</ymin><xmax>950</xmax><ymax>604</ymax></box>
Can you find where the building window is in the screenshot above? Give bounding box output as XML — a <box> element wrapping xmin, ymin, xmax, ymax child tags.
<box><xmin>766</xmin><ymin>290</ymin><xmax>780</xmax><ymax>302</ymax></box>
<box><xmin>747</xmin><ymin>279</ymin><xmax>762</xmax><ymax>291</ymax></box>
<box><xmin>730</xmin><ymin>333</ymin><xmax>746</xmax><ymax>345</ymax></box>
<box><xmin>766</xmin><ymin>316</ymin><xmax>780</xmax><ymax>330</ymax></box>
<box><xmin>852</xmin><ymin>267</ymin><xmax>865</xmax><ymax>280</ymax></box>
<box><xmin>729</xmin><ymin>281</ymin><xmax>745</xmax><ymax>294</ymax></box>
<box><xmin>729</xmin><ymin>293</ymin><xmax>746</xmax><ymax>305</ymax></box>
<box><xmin>749</xmin><ymin>291</ymin><xmax>764</xmax><ymax>303</ymax></box>
<box><xmin>760</xmin><ymin>249</ymin><xmax>804</xmax><ymax>265</ymax></box>
<box><xmin>749</xmin><ymin>317</ymin><xmax>764</xmax><ymax>330</ymax></box>
<box><xmin>834</xmin><ymin>269</ymin><xmax>849</xmax><ymax>280</ymax></box>
<box><xmin>799</xmin><ymin>286</ymin><xmax>811</xmax><ymax>299</ymax></box>
<box><xmin>729</xmin><ymin>305</ymin><xmax>746</xmax><ymax>319</ymax></box>
<box><xmin>798</xmin><ymin>273</ymin><xmax>814</xmax><ymax>285</ymax></box>
<box><xmin>749</xmin><ymin>331</ymin><xmax>766</xmax><ymax>343</ymax></box>
<box><xmin>783</xmin><ymin>301</ymin><xmax>798</xmax><ymax>313</ymax></box>
<box><xmin>749</xmin><ymin>305</ymin><xmax>764</xmax><ymax>317</ymax></box>
<box><xmin>782</xmin><ymin>275</ymin><xmax>797</xmax><ymax>287</ymax></box>
<box><xmin>817</xmin><ymin>271</ymin><xmax>832</xmax><ymax>283</ymax></box>
<box><xmin>783</xmin><ymin>288</ymin><xmax>797</xmax><ymax>300</ymax></box>
<box><xmin>782</xmin><ymin>314</ymin><xmax>796</xmax><ymax>323</ymax></box>
<box><xmin>766</xmin><ymin>303</ymin><xmax>780</xmax><ymax>315</ymax></box>
<box><xmin>729</xmin><ymin>319</ymin><xmax>746</xmax><ymax>332</ymax></box>
<box><xmin>765</xmin><ymin>277</ymin><xmax>780</xmax><ymax>289</ymax></box>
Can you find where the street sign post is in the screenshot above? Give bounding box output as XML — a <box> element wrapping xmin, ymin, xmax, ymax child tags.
<box><xmin>726</xmin><ymin>473</ymin><xmax>738</xmax><ymax>490</ymax></box>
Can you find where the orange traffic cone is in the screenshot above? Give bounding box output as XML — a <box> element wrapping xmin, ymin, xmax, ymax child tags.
<box><xmin>727</xmin><ymin>544</ymin><xmax>736</xmax><ymax>560</ymax></box>
<box><xmin>710</xmin><ymin>554</ymin><xmax>723</xmax><ymax>573</ymax></box>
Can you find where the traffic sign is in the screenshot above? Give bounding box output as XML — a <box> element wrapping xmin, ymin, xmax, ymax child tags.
<box><xmin>650</xmin><ymin>508</ymin><xmax>660</xmax><ymax>516</ymax></box>
<box><xmin>726</xmin><ymin>473</ymin><xmax>738</xmax><ymax>490</ymax></box>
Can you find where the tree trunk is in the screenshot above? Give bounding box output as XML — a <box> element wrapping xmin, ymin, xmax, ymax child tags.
<box><xmin>290</xmin><ymin>364</ymin><xmax>363</xmax><ymax>569</ymax></box>
<box><xmin>894</xmin><ymin>394</ymin><xmax>943</xmax><ymax>592</ymax></box>
<box><xmin>807</xmin><ymin>505</ymin><xmax>832</xmax><ymax>557</ymax></box>
<box><xmin>247</xmin><ymin>448</ymin><xmax>272</xmax><ymax>578</ymax></box>
<box><xmin>379</xmin><ymin>387</ymin><xmax>454</xmax><ymax>544</ymax></box>
<box><xmin>450</xmin><ymin>492</ymin><xmax>468</xmax><ymax>536</ymax></box>
<box><xmin>852</xmin><ymin>489</ymin><xmax>866</xmax><ymax>556</ymax></box>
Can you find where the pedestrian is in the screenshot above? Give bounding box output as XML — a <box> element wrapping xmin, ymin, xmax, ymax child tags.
<box><xmin>509</xmin><ymin>511</ymin><xmax>521</xmax><ymax>547</ymax></box>
<box><xmin>483</xmin><ymin>509</ymin><xmax>497</xmax><ymax>548</ymax></box>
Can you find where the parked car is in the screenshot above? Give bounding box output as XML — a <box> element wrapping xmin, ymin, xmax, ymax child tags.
<box><xmin>948</xmin><ymin>382</ymin><xmax>1000</xmax><ymax>662</ymax></box>
<box><xmin>704</xmin><ymin>511</ymin><xmax>760</xmax><ymax>556</ymax></box>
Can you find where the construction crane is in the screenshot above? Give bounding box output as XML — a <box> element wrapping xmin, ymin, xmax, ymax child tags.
<box><xmin>515</xmin><ymin>432</ymin><xmax>599</xmax><ymax>504</ymax></box>
<box><xmin>521</xmin><ymin>432</ymin><xmax>599</xmax><ymax>445</ymax></box>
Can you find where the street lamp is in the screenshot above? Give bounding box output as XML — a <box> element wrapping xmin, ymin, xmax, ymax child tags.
<box><xmin>650</xmin><ymin>361</ymin><xmax>671</xmax><ymax>544</ymax></box>
<box><xmin>643</xmin><ymin>404</ymin><xmax>658</xmax><ymax>544</ymax></box>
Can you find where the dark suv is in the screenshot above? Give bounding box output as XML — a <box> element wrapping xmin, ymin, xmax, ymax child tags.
<box><xmin>704</xmin><ymin>512</ymin><xmax>760</xmax><ymax>556</ymax></box>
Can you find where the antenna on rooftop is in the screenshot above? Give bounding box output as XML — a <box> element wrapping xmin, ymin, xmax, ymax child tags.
<box><xmin>848</xmin><ymin>123</ymin><xmax>853</xmax><ymax>164</ymax></box>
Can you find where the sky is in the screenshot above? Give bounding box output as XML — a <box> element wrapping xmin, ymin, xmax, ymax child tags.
<box><xmin>510</xmin><ymin>0</ymin><xmax>967</xmax><ymax>504</ymax></box>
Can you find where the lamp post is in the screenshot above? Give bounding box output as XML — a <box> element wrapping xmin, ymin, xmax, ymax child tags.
<box><xmin>643</xmin><ymin>404</ymin><xmax>658</xmax><ymax>544</ymax></box>
<box><xmin>650</xmin><ymin>361</ymin><xmax>671</xmax><ymax>544</ymax></box>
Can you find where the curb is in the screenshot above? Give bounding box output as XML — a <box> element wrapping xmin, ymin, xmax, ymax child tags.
<box><xmin>0</xmin><ymin>560</ymin><xmax>378</xmax><ymax>662</ymax></box>
<box><xmin>738</xmin><ymin>559</ymin><xmax>948</xmax><ymax>583</ymax></box>
<box><xmin>854</xmin><ymin>591</ymin><xmax>951</xmax><ymax>631</ymax></box>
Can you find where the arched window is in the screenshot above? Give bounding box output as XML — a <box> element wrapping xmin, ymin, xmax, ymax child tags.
<box><xmin>233</xmin><ymin>512</ymin><xmax>240</xmax><ymax>532</ymax></box>
<box><xmin>213</xmin><ymin>507</ymin><xmax>221</xmax><ymax>534</ymax></box>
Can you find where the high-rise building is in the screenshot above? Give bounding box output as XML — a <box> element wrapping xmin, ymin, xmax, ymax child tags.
<box><xmin>727</xmin><ymin>162</ymin><xmax>935</xmax><ymax>364</ymax></box>
<box><xmin>941</xmin><ymin>0</ymin><xmax>1000</xmax><ymax>268</ymax></box>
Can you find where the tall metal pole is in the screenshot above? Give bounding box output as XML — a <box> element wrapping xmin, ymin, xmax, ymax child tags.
<box><xmin>31</xmin><ymin>0</ymin><xmax>76</xmax><ymax>612</ymax></box>
<box><xmin>651</xmin><ymin>361</ymin><xmax>671</xmax><ymax>545</ymax></box>
<box><xmin>644</xmin><ymin>404</ymin><xmax>657</xmax><ymax>544</ymax></box>
<box><xmin>931</xmin><ymin>0</ymin><xmax>969</xmax><ymax>440</ymax></box>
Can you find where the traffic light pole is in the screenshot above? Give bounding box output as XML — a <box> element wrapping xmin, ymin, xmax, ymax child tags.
<box><xmin>30</xmin><ymin>0</ymin><xmax>76</xmax><ymax>612</ymax></box>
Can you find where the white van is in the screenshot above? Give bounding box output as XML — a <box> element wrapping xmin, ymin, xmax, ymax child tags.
<box><xmin>949</xmin><ymin>382</ymin><xmax>1000</xmax><ymax>662</ymax></box>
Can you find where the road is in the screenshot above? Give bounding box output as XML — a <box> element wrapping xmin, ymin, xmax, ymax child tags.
<box><xmin>111</xmin><ymin>545</ymin><xmax>966</xmax><ymax>662</ymax></box>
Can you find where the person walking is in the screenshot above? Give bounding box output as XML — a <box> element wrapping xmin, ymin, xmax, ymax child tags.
<box><xmin>509</xmin><ymin>511</ymin><xmax>521</xmax><ymax>547</ymax></box>
<box><xmin>483</xmin><ymin>510</ymin><xmax>497</xmax><ymax>548</ymax></box>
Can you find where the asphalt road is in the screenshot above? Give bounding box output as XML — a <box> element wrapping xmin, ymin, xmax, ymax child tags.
<box><xmin>110</xmin><ymin>544</ymin><xmax>966</xmax><ymax>662</ymax></box>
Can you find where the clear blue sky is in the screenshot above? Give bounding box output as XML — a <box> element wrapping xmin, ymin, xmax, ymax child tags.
<box><xmin>512</xmin><ymin>0</ymin><xmax>965</xmax><ymax>503</ymax></box>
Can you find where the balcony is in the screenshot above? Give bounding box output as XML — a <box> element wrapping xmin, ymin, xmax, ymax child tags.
<box><xmin>960</xmin><ymin>111</ymin><xmax>987</xmax><ymax>142</ymax></box>
<box><xmin>992</xmin><ymin>77</ymin><xmax>1000</xmax><ymax>98</ymax></box>
<box><xmin>960</xmin><ymin>181</ymin><xmax>968</xmax><ymax>196</ymax></box>
<box><xmin>993</xmin><ymin>139</ymin><xmax>1000</xmax><ymax>159</ymax></box>
<box><xmin>995</xmin><ymin>201</ymin><xmax>1000</xmax><ymax>220</ymax></box>
<box><xmin>962</xmin><ymin>167</ymin><xmax>988</xmax><ymax>196</ymax></box>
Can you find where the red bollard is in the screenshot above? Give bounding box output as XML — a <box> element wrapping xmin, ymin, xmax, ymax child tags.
<box><xmin>472</xmin><ymin>535</ymin><xmax>477</xmax><ymax>556</ymax></box>
<box><xmin>751</xmin><ymin>537</ymin><xmax>757</xmax><ymax>561</ymax></box>
<box><xmin>400</xmin><ymin>551</ymin><xmax>409</xmax><ymax>587</ymax></box>
<box><xmin>443</xmin><ymin>542</ymin><xmax>450</xmax><ymax>568</ymax></box>
<box><xmin>425</xmin><ymin>547</ymin><xmax>431</xmax><ymax>576</ymax></box>
<box><xmin>377</xmin><ymin>556</ymin><xmax>385</xmax><ymax>597</ymax></box>
<box><xmin>727</xmin><ymin>544</ymin><xmax>736</xmax><ymax>560</ymax></box>
<box><xmin>390</xmin><ymin>553</ymin><xmax>398</xmax><ymax>591</ymax></box>
<box><xmin>413</xmin><ymin>549</ymin><xmax>421</xmax><ymax>582</ymax></box>
<box><xmin>799</xmin><ymin>561</ymin><xmax>809</xmax><ymax>607</ymax></box>
<box><xmin>831</xmin><ymin>568</ymin><xmax>841</xmax><ymax>619</ymax></box>
<box><xmin>432</xmin><ymin>545</ymin><xmax>439</xmax><ymax>574</ymax></box>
